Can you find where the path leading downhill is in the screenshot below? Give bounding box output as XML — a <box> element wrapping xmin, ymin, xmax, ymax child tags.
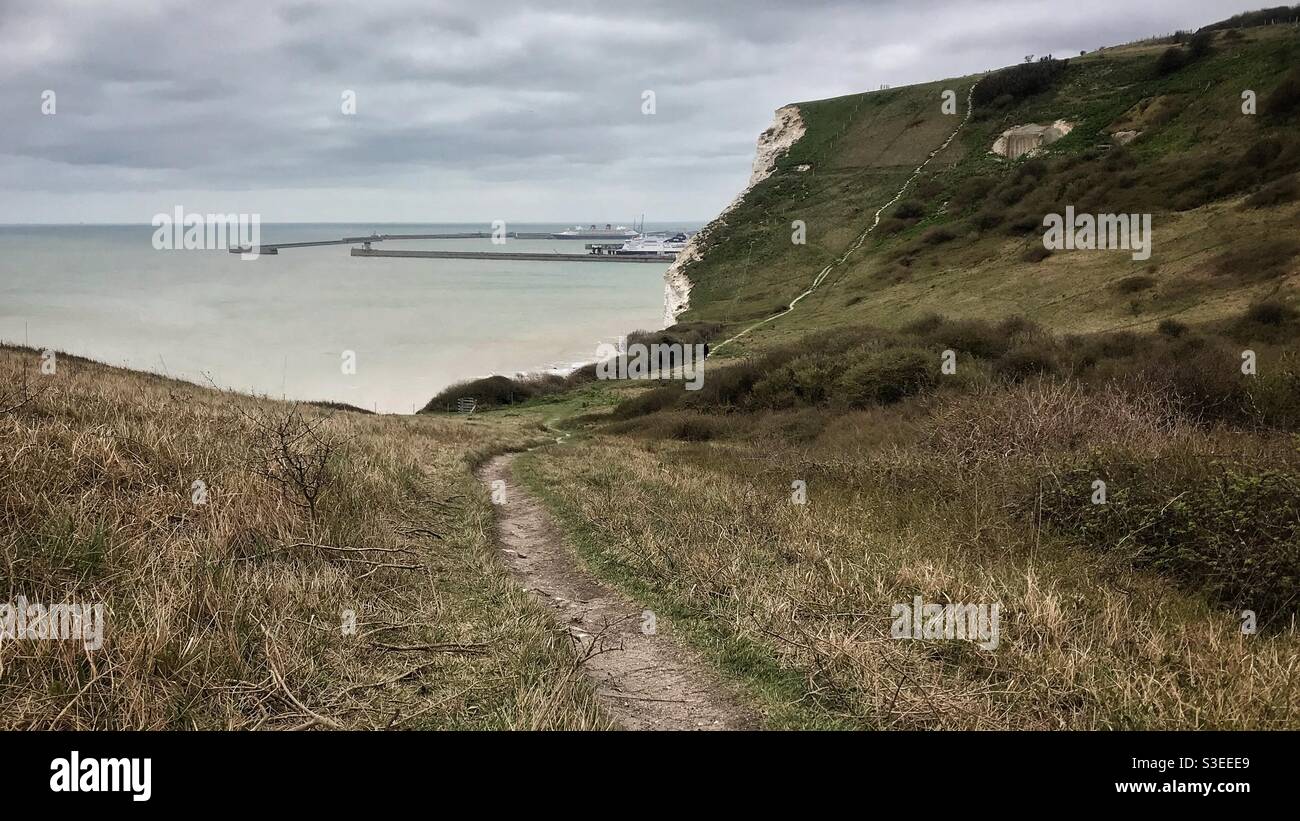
<box><xmin>479</xmin><ymin>453</ymin><xmax>759</xmax><ymax>730</ymax></box>
<box><xmin>713</xmin><ymin>79</ymin><xmax>982</xmax><ymax>354</ymax></box>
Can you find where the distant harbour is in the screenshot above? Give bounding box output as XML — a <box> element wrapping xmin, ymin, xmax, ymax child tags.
<box><xmin>0</xmin><ymin>222</ymin><xmax>697</xmax><ymax>413</ymax></box>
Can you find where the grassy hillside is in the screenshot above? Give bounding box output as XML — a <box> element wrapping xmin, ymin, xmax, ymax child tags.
<box><xmin>522</xmin><ymin>416</ymin><xmax>1300</xmax><ymax>729</ymax></box>
<box><xmin>518</xmin><ymin>307</ymin><xmax>1300</xmax><ymax>727</ymax></box>
<box><xmin>674</xmin><ymin>23</ymin><xmax>1300</xmax><ymax>354</ymax></box>
<box><xmin>0</xmin><ymin>345</ymin><xmax>607</xmax><ymax>729</ymax></box>
<box><xmin>11</xmin><ymin>9</ymin><xmax>1300</xmax><ymax>732</ymax></box>
<box><xmin>486</xmin><ymin>11</ymin><xmax>1300</xmax><ymax>729</ymax></box>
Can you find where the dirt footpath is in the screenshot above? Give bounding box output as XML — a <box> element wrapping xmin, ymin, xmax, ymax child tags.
<box><xmin>479</xmin><ymin>453</ymin><xmax>759</xmax><ymax>730</ymax></box>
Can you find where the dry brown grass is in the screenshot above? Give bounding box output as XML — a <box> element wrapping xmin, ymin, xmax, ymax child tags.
<box><xmin>922</xmin><ymin>378</ymin><xmax>1195</xmax><ymax>465</ymax></box>
<box><xmin>523</xmin><ymin>377</ymin><xmax>1300</xmax><ymax>729</ymax></box>
<box><xmin>0</xmin><ymin>345</ymin><xmax>608</xmax><ymax>730</ymax></box>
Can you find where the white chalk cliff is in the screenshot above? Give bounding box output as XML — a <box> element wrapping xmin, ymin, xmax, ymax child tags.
<box><xmin>662</xmin><ymin>104</ymin><xmax>807</xmax><ymax>326</ymax></box>
<box><xmin>990</xmin><ymin>120</ymin><xmax>1075</xmax><ymax>159</ymax></box>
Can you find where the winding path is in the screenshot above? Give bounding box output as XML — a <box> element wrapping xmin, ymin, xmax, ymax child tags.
<box><xmin>713</xmin><ymin>80</ymin><xmax>981</xmax><ymax>353</ymax></box>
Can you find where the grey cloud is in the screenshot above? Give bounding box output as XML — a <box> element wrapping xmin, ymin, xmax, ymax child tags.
<box><xmin>0</xmin><ymin>0</ymin><xmax>1271</xmax><ymax>222</ymax></box>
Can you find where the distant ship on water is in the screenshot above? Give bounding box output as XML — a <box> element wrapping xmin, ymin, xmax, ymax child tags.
<box><xmin>551</xmin><ymin>223</ymin><xmax>639</xmax><ymax>240</ymax></box>
<box><xmin>615</xmin><ymin>232</ymin><xmax>690</xmax><ymax>256</ymax></box>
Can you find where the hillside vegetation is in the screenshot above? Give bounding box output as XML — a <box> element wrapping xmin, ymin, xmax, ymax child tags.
<box><xmin>0</xmin><ymin>345</ymin><xmax>607</xmax><ymax>729</ymax></box>
<box><xmin>9</xmin><ymin>8</ymin><xmax>1300</xmax><ymax>731</ymax></box>
<box><xmin>674</xmin><ymin>21</ymin><xmax>1300</xmax><ymax>350</ymax></box>
<box><xmin>498</xmin><ymin>12</ymin><xmax>1300</xmax><ymax>728</ymax></box>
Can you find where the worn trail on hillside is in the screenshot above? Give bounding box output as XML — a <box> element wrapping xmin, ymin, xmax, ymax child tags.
<box><xmin>478</xmin><ymin>453</ymin><xmax>759</xmax><ymax>730</ymax></box>
<box><xmin>713</xmin><ymin>80</ymin><xmax>981</xmax><ymax>353</ymax></box>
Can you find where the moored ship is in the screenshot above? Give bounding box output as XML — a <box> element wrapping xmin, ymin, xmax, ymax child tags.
<box><xmin>551</xmin><ymin>223</ymin><xmax>639</xmax><ymax>240</ymax></box>
<box><xmin>615</xmin><ymin>231</ymin><xmax>690</xmax><ymax>256</ymax></box>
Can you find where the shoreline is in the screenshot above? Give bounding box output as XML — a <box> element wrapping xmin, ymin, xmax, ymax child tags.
<box><xmin>489</xmin><ymin>105</ymin><xmax>811</xmax><ymax>388</ymax></box>
<box><xmin>1</xmin><ymin>223</ymin><xmax>688</xmax><ymax>415</ymax></box>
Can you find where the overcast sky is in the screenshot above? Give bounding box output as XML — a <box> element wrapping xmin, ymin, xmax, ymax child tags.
<box><xmin>0</xmin><ymin>0</ymin><xmax>1266</xmax><ymax>223</ymax></box>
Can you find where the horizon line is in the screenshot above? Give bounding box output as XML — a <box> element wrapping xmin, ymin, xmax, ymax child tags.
<box><xmin>0</xmin><ymin>219</ymin><xmax>706</xmax><ymax>227</ymax></box>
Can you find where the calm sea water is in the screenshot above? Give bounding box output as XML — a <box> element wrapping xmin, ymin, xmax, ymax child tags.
<box><xmin>0</xmin><ymin>223</ymin><xmax>692</xmax><ymax>413</ymax></box>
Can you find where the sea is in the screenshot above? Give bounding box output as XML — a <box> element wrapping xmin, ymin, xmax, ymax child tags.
<box><xmin>0</xmin><ymin>223</ymin><xmax>694</xmax><ymax>413</ymax></box>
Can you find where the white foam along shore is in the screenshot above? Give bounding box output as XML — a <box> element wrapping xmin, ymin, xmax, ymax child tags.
<box><xmin>661</xmin><ymin>103</ymin><xmax>807</xmax><ymax>327</ymax></box>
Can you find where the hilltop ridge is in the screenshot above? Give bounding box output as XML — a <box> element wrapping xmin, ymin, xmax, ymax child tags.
<box><xmin>666</xmin><ymin>13</ymin><xmax>1300</xmax><ymax>354</ymax></box>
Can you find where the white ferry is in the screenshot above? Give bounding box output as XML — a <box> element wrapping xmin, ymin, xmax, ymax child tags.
<box><xmin>616</xmin><ymin>232</ymin><xmax>690</xmax><ymax>256</ymax></box>
<box><xmin>551</xmin><ymin>223</ymin><xmax>639</xmax><ymax>240</ymax></box>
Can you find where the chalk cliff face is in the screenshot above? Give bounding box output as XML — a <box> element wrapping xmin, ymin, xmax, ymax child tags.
<box><xmin>990</xmin><ymin>120</ymin><xmax>1075</xmax><ymax>159</ymax></box>
<box><xmin>663</xmin><ymin>104</ymin><xmax>806</xmax><ymax>326</ymax></box>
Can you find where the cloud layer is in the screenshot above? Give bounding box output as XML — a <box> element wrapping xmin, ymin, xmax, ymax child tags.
<box><xmin>0</xmin><ymin>0</ymin><xmax>1265</xmax><ymax>222</ymax></box>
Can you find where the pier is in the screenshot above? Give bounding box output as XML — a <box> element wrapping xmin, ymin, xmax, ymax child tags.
<box><xmin>228</xmin><ymin>229</ymin><xmax>681</xmax><ymax>262</ymax></box>
<box><xmin>229</xmin><ymin>231</ymin><xmax>560</xmax><ymax>255</ymax></box>
<box><xmin>350</xmin><ymin>248</ymin><xmax>674</xmax><ymax>262</ymax></box>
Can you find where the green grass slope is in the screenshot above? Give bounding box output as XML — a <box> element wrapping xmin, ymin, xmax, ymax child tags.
<box><xmin>676</xmin><ymin>21</ymin><xmax>1300</xmax><ymax>355</ymax></box>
